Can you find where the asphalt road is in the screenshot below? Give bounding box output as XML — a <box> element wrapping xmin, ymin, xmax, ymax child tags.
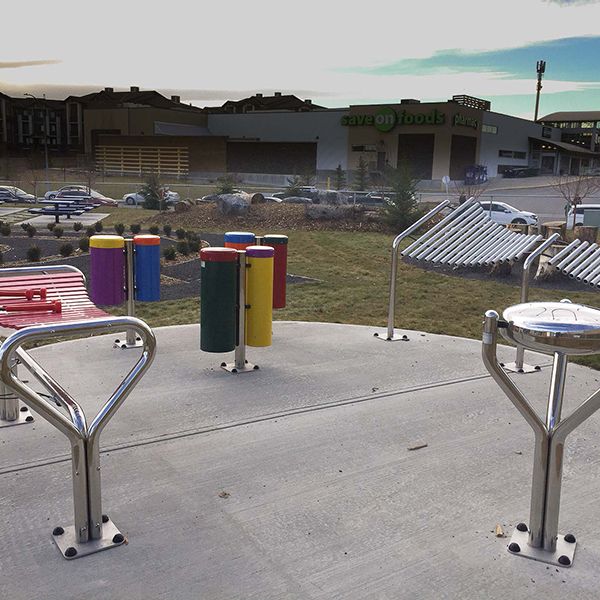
<box><xmin>421</xmin><ymin>184</ymin><xmax>600</xmax><ymax>223</ymax></box>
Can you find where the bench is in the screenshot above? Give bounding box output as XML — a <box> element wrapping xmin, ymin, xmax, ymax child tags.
<box><xmin>0</xmin><ymin>265</ymin><xmax>156</xmax><ymax>559</ymax></box>
<box><xmin>28</xmin><ymin>207</ymin><xmax>85</xmax><ymax>222</ymax></box>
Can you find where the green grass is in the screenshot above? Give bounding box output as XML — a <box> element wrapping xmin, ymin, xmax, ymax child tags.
<box><xmin>102</xmin><ymin>230</ymin><xmax>600</xmax><ymax>369</ymax></box>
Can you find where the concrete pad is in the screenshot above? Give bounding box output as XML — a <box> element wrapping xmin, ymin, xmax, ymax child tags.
<box><xmin>1</xmin><ymin>322</ymin><xmax>600</xmax><ymax>598</ymax></box>
<box><xmin>21</xmin><ymin>212</ymin><xmax>109</xmax><ymax>227</ymax></box>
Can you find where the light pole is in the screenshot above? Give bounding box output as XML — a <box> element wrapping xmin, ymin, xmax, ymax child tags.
<box><xmin>24</xmin><ymin>93</ymin><xmax>50</xmax><ymax>195</ymax></box>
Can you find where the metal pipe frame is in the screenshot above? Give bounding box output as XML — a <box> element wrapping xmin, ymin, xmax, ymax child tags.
<box><xmin>375</xmin><ymin>200</ymin><xmax>451</xmax><ymax>341</ymax></box>
<box><xmin>437</xmin><ymin>223</ymin><xmax>502</xmax><ymax>265</ymax></box>
<box><xmin>424</xmin><ymin>214</ymin><xmax>490</xmax><ymax>263</ymax></box>
<box><xmin>495</xmin><ymin>235</ymin><xmax>538</xmax><ymax>265</ymax></box>
<box><xmin>505</xmin><ymin>234</ymin><xmax>561</xmax><ymax>374</ymax></box>
<box><xmin>547</xmin><ymin>240</ymin><xmax>581</xmax><ymax>267</ymax></box>
<box><xmin>510</xmin><ymin>235</ymin><xmax>543</xmax><ymax>264</ymax></box>
<box><xmin>482</xmin><ymin>310</ymin><xmax>599</xmax><ymax>567</ymax></box>
<box><xmin>474</xmin><ymin>232</ymin><xmax>522</xmax><ymax>265</ymax></box>
<box><xmin>564</xmin><ymin>244</ymin><xmax>599</xmax><ymax>278</ymax></box>
<box><xmin>448</xmin><ymin>226</ymin><xmax>507</xmax><ymax>266</ymax></box>
<box><xmin>221</xmin><ymin>250</ymin><xmax>259</xmax><ymax>373</ymax></box>
<box><xmin>578</xmin><ymin>252</ymin><xmax>600</xmax><ymax>283</ymax></box>
<box><xmin>0</xmin><ymin>316</ymin><xmax>156</xmax><ymax>559</ymax></box>
<box><xmin>553</xmin><ymin>241</ymin><xmax>590</xmax><ymax>272</ymax></box>
<box><xmin>461</xmin><ymin>229</ymin><xmax>515</xmax><ymax>266</ymax></box>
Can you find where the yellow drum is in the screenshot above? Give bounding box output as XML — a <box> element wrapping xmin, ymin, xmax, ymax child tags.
<box><xmin>245</xmin><ymin>245</ymin><xmax>274</xmax><ymax>347</ymax></box>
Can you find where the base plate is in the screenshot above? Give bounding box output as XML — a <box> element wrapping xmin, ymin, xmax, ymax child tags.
<box><xmin>0</xmin><ymin>406</ymin><xmax>33</xmax><ymax>427</ymax></box>
<box><xmin>507</xmin><ymin>527</ymin><xmax>576</xmax><ymax>567</ymax></box>
<box><xmin>373</xmin><ymin>331</ymin><xmax>410</xmax><ymax>342</ymax></box>
<box><xmin>501</xmin><ymin>362</ymin><xmax>541</xmax><ymax>374</ymax></box>
<box><xmin>221</xmin><ymin>361</ymin><xmax>259</xmax><ymax>374</ymax></box>
<box><xmin>52</xmin><ymin>517</ymin><xmax>125</xmax><ymax>560</ymax></box>
<box><xmin>114</xmin><ymin>336</ymin><xmax>143</xmax><ymax>350</ymax></box>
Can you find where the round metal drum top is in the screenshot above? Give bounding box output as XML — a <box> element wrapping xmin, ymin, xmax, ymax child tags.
<box><xmin>501</xmin><ymin>301</ymin><xmax>600</xmax><ymax>356</ymax></box>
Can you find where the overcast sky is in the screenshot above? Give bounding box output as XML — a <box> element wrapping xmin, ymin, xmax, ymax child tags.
<box><xmin>2</xmin><ymin>0</ymin><xmax>600</xmax><ymax>119</ymax></box>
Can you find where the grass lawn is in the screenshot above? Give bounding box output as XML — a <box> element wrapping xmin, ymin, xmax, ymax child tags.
<box><xmin>106</xmin><ymin>229</ymin><xmax>600</xmax><ymax>370</ymax></box>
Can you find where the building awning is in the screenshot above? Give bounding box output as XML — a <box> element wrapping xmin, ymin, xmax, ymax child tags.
<box><xmin>529</xmin><ymin>137</ymin><xmax>600</xmax><ymax>156</ymax></box>
<box><xmin>154</xmin><ymin>121</ymin><xmax>212</xmax><ymax>136</ymax></box>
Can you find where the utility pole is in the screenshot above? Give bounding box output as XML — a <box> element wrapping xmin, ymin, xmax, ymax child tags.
<box><xmin>534</xmin><ymin>60</ymin><xmax>546</xmax><ymax>122</ymax></box>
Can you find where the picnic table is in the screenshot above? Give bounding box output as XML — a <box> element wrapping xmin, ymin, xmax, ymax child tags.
<box><xmin>29</xmin><ymin>200</ymin><xmax>85</xmax><ymax>223</ymax></box>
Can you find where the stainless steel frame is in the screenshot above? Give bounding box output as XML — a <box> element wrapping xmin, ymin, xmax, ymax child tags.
<box><xmin>0</xmin><ymin>316</ymin><xmax>156</xmax><ymax>559</ymax></box>
<box><xmin>482</xmin><ymin>306</ymin><xmax>600</xmax><ymax>567</ymax></box>
<box><xmin>221</xmin><ymin>251</ymin><xmax>259</xmax><ymax>373</ymax></box>
<box><xmin>374</xmin><ymin>200</ymin><xmax>451</xmax><ymax>341</ymax></box>
<box><xmin>114</xmin><ymin>239</ymin><xmax>143</xmax><ymax>349</ymax></box>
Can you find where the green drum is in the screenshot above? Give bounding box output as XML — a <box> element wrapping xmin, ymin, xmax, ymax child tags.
<box><xmin>200</xmin><ymin>247</ymin><xmax>238</xmax><ymax>352</ymax></box>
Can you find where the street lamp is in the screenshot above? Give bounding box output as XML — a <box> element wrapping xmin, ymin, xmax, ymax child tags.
<box><xmin>24</xmin><ymin>93</ymin><xmax>50</xmax><ymax>194</ymax></box>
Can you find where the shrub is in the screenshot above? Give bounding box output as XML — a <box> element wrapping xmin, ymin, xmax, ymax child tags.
<box><xmin>94</xmin><ymin>221</ymin><xmax>103</xmax><ymax>233</ymax></box>
<box><xmin>380</xmin><ymin>165</ymin><xmax>423</xmax><ymax>231</ymax></box>
<box><xmin>0</xmin><ymin>224</ymin><xmax>11</xmax><ymax>236</ymax></box>
<box><xmin>163</xmin><ymin>246</ymin><xmax>177</xmax><ymax>261</ymax></box>
<box><xmin>59</xmin><ymin>243</ymin><xmax>74</xmax><ymax>257</ymax></box>
<box><xmin>0</xmin><ymin>251</ymin><xmax>3</xmax><ymax>264</ymax></box>
<box><xmin>114</xmin><ymin>223</ymin><xmax>125</xmax><ymax>235</ymax></box>
<box><xmin>176</xmin><ymin>240</ymin><xmax>190</xmax><ymax>256</ymax></box>
<box><xmin>148</xmin><ymin>225</ymin><xmax>160</xmax><ymax>235</ymax></box>
<box><xmin>20</xmin><ymin>222</ymin><xmax>29</xmax><ymax>231</ymax></box>
<box><xmin>26</xmin><ymin>225</ymin><xmax>36</xmax><ymax>238</ymax></box>
<box><xmin>26</xmin><ymin>245</ymin><xmax>42</xmax><ymax>262</ymax></box>
<box><xmin>86</xmin><ymin>226</ymin><xmax>96</xmax><ymax>237</ymax></box>
<box><xmin>78</xmin><ymin>237</ymin><xmax>90</xmax><ymax>252</ymax></box>
<box><xmin>163</xmin><ymin>224</ymin><xmax>172</xmax><ymax>237</ymax></box>
<box><xmin>130</xmin><ymin>223</ymin><xmax>141</xmax><ymax>235</ymax></box>
<box><xmin>53</xmin><ymin>225</ymin><xmax>64</xmax><ymax>238</ymax></box>
<box><xmin>175</xmin><ymin>228</ymin><xmax>186</xmax><ymax>239</ymax></box>
<box><xmin>47</xmin><ymin>222</ymin><xmax>56</xmax><ymax>232</ymax></box>
<box><xmin>139</xmin><ymin>172</ymin><xmax>162</xmax><ymax>210</ymax></box>
<box><xmin>73</xmin><ymin>222</ymin><xmax>83</xmax><ymax>232</ymax></box>
<box><xmin>188</xmin><ymin>239</ymin><xmax>201</xmax><ymax>254</ymax></box>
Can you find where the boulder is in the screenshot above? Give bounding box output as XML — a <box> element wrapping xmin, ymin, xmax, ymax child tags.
<box><xmin>282</xmin><ymin>196</ymin><xmax>313</xmax><ymax>204</ymax></box>
<box><xmin>216</xmin><ymin>193</ymin><xmax>251</xmax><ymax>216</ymax></box>
<box><xmin>174</xmin><ymin>200</ymin><xmax>192</xmax><ymax>212</ymax></box>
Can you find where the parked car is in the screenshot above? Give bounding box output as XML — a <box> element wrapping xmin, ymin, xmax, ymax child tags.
<box><xmin>122</xmin><ymin>189</ymin><xmax>180</xmax><ymax>206</ymax></box>
<box><xmin>567</xmin><ymin>204</ymin><xmax>600</xmax><ymax>228</ymax></box>
<box><xmin>502</xmin><ymin>167</ymin><xmax>540</xmax><ymax>178</ymax></box>
<box><xmin>54</xmin><ymin>189</ymin><xmax>118</xmax><ymax>206</ymax></box>
<box><xmin>478</xmin><ymin>201</ymin><xmax>538</xmax><ymax>225</ymax></box>
<box><xmin>0</xmin><ymin>186</ymin><xmax>35</xmax><ymax>203</ymax></box>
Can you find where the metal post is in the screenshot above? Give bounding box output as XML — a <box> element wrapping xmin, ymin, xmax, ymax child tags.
<box><xmin>0</xmin><ymin>354</ymin><xmax>33</xmax><ymax>426</ymax></box>
<box><xmin>222</xmin><ymin>251</ymin><xmax>258</xmax><ymax>373</ymax></box>
<box><xmin>114</xmin><ymin>239</ymin><xmax>142</xmax><ymax>349</ymax></box>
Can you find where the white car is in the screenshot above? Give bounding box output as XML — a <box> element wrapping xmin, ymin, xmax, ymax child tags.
<box><xmin>566</xmin><ymin>204</ymin><xmax>600</xmax><ymax>228</ymax></box>
<box><xmin>123</xmin><ymin>190</ymin><xmax>180</xmax><ymax>206</ymax></box>
<box><xmin>478</xmin><ymin>201</ymin><xmax>538</xmax><ymax>226</ymax></box>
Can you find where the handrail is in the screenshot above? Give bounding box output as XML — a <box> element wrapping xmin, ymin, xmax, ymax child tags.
<box><xmin>0</xmin><ymin>264</ymin><xmax>86</xmax><ymax>284</ymax></box>
<box><xmin>378</xmin><ymin>199</ymin><xmax>451</xmax><ymax>340</ymax></box>
<box><xmin>0</xmin><ymin>315</ymin><xmax>156</xmax><ymax>555</ymax></box>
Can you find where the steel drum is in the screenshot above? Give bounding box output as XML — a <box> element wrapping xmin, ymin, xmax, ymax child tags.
<box><xmin>501</xmin><ymin>301</ymin><xmax>600</xmax><ymax>356</ymax></box>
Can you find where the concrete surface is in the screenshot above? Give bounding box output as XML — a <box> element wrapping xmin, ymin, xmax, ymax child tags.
<box><xmin>21</xmin><ymin>211</ymin><xmax>109</xmax><ymax>227</ymax></box>
<box><xmin>2</xmin><ymin>321</ymin><xmax>600</xmax><ymax>599</ymax></box>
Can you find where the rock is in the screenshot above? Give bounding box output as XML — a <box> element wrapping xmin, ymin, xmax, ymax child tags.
<box><xmin>305</xmin><ymin>205</ymin><xmax>359</xmax><ymax>220</ymax></box>
<box><xmin>250</xmin><ymin>192</ymin><xmax>265</xmax><ymax>204</ymax></box>
<box><xmin>174</xmin><ymin>201</ymin><xmax>192</xmax><ymax>212</ymax></box>
<box><xmin>216</xmin><ymin>193</ymin><xmax>251</xmax><ymax>216</ymax></box>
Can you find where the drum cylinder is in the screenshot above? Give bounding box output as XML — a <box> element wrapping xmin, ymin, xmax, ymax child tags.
<box><xmin>264</xmin><ymin>234</ymin><xmax>288</xmax><ymax>309</ymax></box>
<box><xmin>245</xmin><ymin>245</ymin><xmax>274</xmax><ymax>347</ymax></box>
<box><xmin>89</xmin><ymin>235</ymin><xmax>125</xmax><ymax>306</ymax></box>
<box><xmin>134</xmin><ymin>235</ymin><xmax>161</xmax><ymax>301</ymax></box>
<box><xmin>200</xmin><ymin>247</ymin><xmax>238</xmax><ymax>352</ymax></box>
<box><xmin>224</xmin><ymin>231</ymin><xmax>255</xmax><ymax>251</ymax></box>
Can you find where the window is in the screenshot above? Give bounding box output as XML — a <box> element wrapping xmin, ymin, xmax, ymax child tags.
<box><xmin>482</xmin><ymin>124</ymin><xmax>497</xmax><ymax>134</ymax></box>
<box><xmin>542</xmin><ymin>126</ymin><xmax>552</xmax><ymax>139</ymax></box>
<box><xmin>581</xmin><ymin>121</ymin><xmax>595</xmax><ymax>128</ymax></box>
<box><xmin>498</xmin><ymin>150</ymin><xmax>526</xmax><ymax>159</ymax></box>
<box><xmin>351</xmin><ymin>144</ymin><xmax>377</xmax><ymax>152</ymax></box>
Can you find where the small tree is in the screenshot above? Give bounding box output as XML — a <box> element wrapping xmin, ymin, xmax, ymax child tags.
<box><xmin>53</xmin><ymin>225</ymin><xmax>64</xmax><ymax>238</ymax></box>
<box><xmin>334</xmin><ymin>164</ymin><xmax>346</xmax><ymax>191</ymax></box>
<box><xmin>301</xmin><ymin>170</ymin><xmax>315</xmax><ymax>187</ymax></box>
<box><xmin>139</xmin><ymin>172</ymin><xmax>162</xmax><ymax>210</ymax></box>
<box><xmin>78</xmin><ymin>237</ymin><xmax>90</xmax><ymax>252</ymax></box>
<box><xmin>26</xmin><ymin>225</ymin><xmax>36</xmax><ymax>238</ymax></box>
<box><xmin>130</xmin><ymin>223</ymin><xmax>141</xmax><ymax>235</ymax></box>
<box><xmin>552</xmin><ymin>173</ymin><xmax>600</xmax><ymax>229</ymax></box>
<box><xmin>286</xmin><ymin>175</ymin><xmax>303</xmax><ymax>197</ymax></box>
<box><xmin>59</xmin><ymin>243</ymin><xmax>73</xmax><ymax>257</ymax></box>
<box><xmin>163</xmin><ymin>246</ymin><xmax>177</xmax><ymax>261</ymax></box>
<box><xmin>215</xmin><ymin>174</ymin><xmax>241</xmax><ymax>195</ymax></box>
<box><xmin>380</xmin><ymin>165</ymin><xmax>423</xmax><ymax>231</ymax></box>
<box><xmin>94</xmin><ymin>221</ymin><xmax>103</xmax><ymax>233</ymax></box>
<box><xmin>148</xmin><ymin>225</ymin><xmax>160</xmax><ymax>235</ymax></box>
<box><xmin>114</xmin><ymin>223</ymin><xmax>125</xmax><ymax>235</ymax></box>
<box><xmin>26</xmin><ymin>245</ymin><xmax>42</xmax><ymax>262</ymax></box>
<box><xmin>73</xmin><ymin>222</ymin><xmax>83</xmax><ymax>232</ymax></box>
<box><xmin>163</xmin><ymin>224</ymin><xmax>172</xmax><ymax>237</ymax></box>
<box><xmin>353</xmin><ymin>156</ymin><xmax>370</xmax><ymax>191</ymax></box>
<box><xmin>175</xmin><ymin>228</ymin><xmax>186</xmax><ymax>240</ymax></box>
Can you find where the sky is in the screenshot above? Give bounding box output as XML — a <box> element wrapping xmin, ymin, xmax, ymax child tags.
<box><xmin>2</xmin><ymin>0</ymin><xmax>600</xmax><ymax>119</ymax></box>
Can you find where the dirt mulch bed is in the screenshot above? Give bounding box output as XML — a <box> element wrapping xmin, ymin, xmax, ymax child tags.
<box><xmin>148</xmin><ymin>203</ymin><xmax>387</xmax><ymax>233</ymax></box>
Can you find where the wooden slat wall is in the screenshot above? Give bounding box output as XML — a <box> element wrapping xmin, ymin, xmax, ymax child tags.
<box><xmin>95</xmin><ymin>145</ymin><xmax>189</xmax><ymax>175</ymax></box>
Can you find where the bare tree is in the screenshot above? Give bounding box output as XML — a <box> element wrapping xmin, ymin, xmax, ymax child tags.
<box><xmin>77</xmin><ymin>155</ymin><xmax>97</xmax><ymax>194</ymax></box>
<box><xmin>452</xmin><ymin>180</ymin><xmax>489</xmax><ymax>204</ymax></box>
<box><xmin>552</xmin><ymin>173</ymin><xmax>600</xmax><ymax>229</ymax></box>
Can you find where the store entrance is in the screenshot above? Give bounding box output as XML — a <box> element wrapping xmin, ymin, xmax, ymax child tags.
<box><xmin>397</xmin><ymin>134</ymin><xmax>434</xmax><ymax>179</ymax></box>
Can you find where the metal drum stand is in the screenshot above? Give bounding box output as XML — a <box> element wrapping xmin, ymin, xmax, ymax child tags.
<box><xmin>482</xmin><ymin>300</ymin><xmax>600</xmax><ymax>567</ymax></box>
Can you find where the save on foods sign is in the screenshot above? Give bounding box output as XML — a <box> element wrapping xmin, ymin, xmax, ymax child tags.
<box><xmin>341</xmin><ymin>107</ymin><xmax>446</xmax><ymax>132</ymax></box>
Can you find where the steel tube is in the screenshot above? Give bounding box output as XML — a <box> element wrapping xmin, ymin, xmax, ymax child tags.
<box><xmin>384</xmin><ymin>200</ymin><xmax>451</xmax><ymax>340</ymax></box>
<box><xmin>496</xmin><ymin>235</ymin><xmax>536</xmax><ymax>264</ymax></box>
<box><xmin>486</xmin><ymin>234</ymin><xmax>533</xmax><ymax>265</ymax></box>
<box><xmin>512</xmin><ymin>235</ymin><xmax>543</xmax><ymax>263</ymax></box>
<box><xmin>476</xmin><ymin>232</ymin><xmax>521</xmax><ymax>265</ymax></box>
<box><xmin>438</xmin><ymin>225</ymin><xmax>501</xmax><ymax>265</ymax></box>
<box><xmin>578</xmin><ymin>252</ymin><xmax>600</xmax><ymax>282</ymax></box>
<box><xmin>450</xmin><ymin>227</ymin><xmax>506</xmax><ymax>265</ymax></box>
<box><xmin>482</xmin><ymin>311</ymin><xmax>548</xmax><ymax>547</ymax></box>
<box><xmin>561</xmin><ymin>244</ymin><xmax>597</xmax><ymax>276</ymax></box>
<box><xmin>412</xmin><ymin>209</ymin><xmax>484</xmax><ymax>261</ymax></box>
<box><xmin>567</xmin><ymin>244</ymin><xmax>599</xmax><ymax>278</ymax></box>
<box><xmin>423</xmin><ymin>214</ymin><xmax>489</xmax><ymax>263</ymax></box>
<box><xmin>234</xmin><ymin>252</ymin><xmax>247</xmax><ymax>370</ymax></box>
<box><xmin>553</xmin><ymin>241</ymin><xmax>590</xmax><ymax>271</ymax></box>
<box><xmin>547</xmin><ymin>240</ymin><xmax>581</xmax><ymax>266</ymax></box>
<box><xmin>125</xmin><ymin>239</ymin><xmax>137</xmax><ymax>347</ymax></box>
<box><xmin>461</xmin><ymin>229</ymin><xmax>514</xmax><ymax>265</ymax></box>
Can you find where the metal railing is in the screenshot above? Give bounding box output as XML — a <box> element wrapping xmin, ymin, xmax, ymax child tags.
<box><xmin>0</xmin><ymin>316</ymin><xmax>156</xmax><ymax>559</ymax></box>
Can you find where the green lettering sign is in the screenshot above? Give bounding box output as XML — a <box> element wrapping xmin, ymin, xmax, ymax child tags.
<box><xmin>453</xmin><ymin>113</ymin><xmax>478</xmax><ymax>129</ymax></box>
<box><xmin>341</xmin><ymin>107</ymin><xmax>445</xmax><ymax>130</ymax></box>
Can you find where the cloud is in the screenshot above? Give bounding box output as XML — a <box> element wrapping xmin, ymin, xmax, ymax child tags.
<box><xmin>0</xmin><ymin>60</ymin><xmax>60</xmax><ymax>69</ymax></box>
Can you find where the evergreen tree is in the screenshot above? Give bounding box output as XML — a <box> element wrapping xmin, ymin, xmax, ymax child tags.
<box><xmin>380</xmin><ymin>165</ymin><xmax>423</xmax><ymax>230</ymax></box>
<box><xmin>353</xmin><ymin>156</ymin><xmax>370</xmax><ymax>191</ymax></box>
<box><xmin>334</xmin><ymin>164</ymin><xmax>346</xmax><ymax>190</ymax></box>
